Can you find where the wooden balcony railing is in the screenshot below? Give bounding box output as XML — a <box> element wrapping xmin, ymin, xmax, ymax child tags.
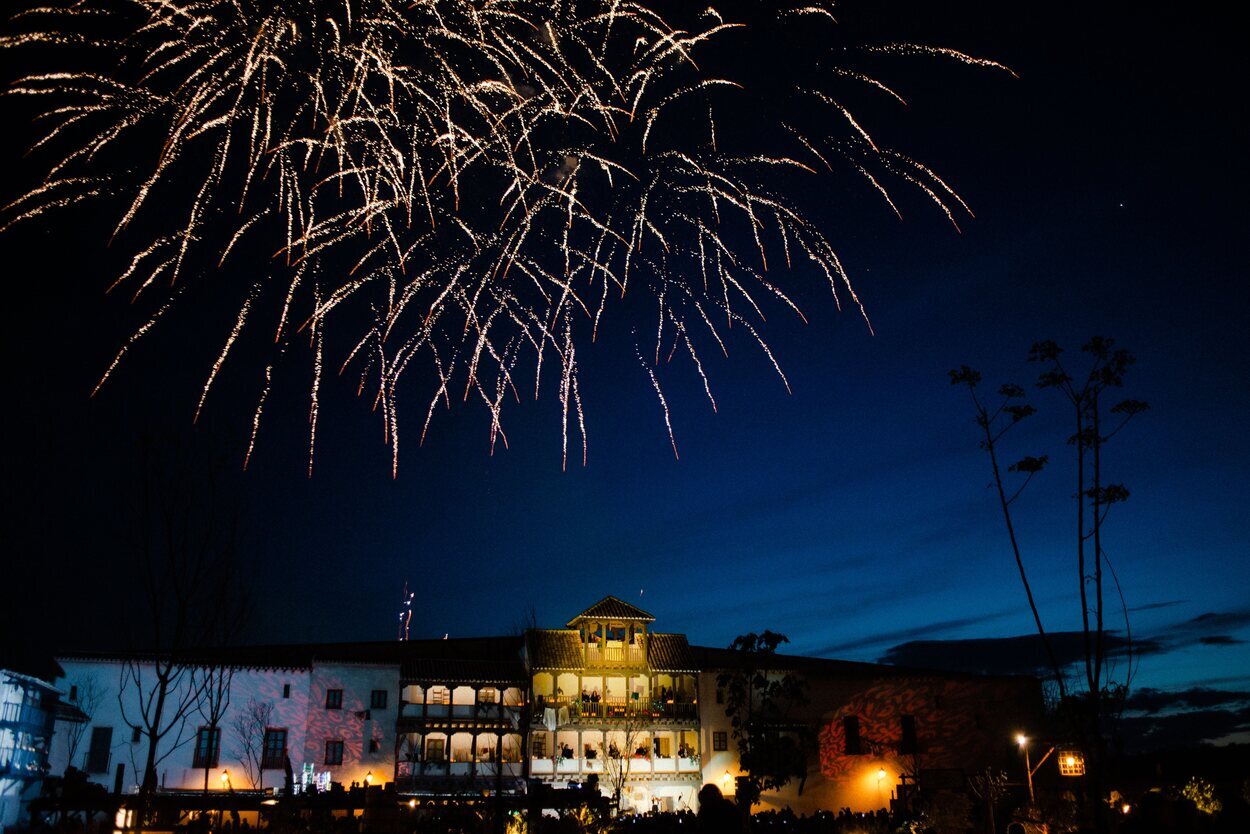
<box><xmin>532</xmin><ymin>696</ymin><xmax>697</xmax><ymax>724</ymax></box>
<box><xmin>585</xmin><ymin>644</ymin><xmax>646</xmax><ymax>665</ymax></box>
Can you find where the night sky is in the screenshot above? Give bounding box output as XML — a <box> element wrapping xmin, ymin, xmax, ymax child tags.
<box><xmin>3</xmin><ymin>1</ymin><xmax>1247</xmax><ymax>751</ymax></box>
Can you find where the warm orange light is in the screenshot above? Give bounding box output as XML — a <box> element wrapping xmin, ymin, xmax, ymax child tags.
<box><xmin>1121</xmin><ymin>803</ymin><xmax>1131</xmax><ymax>815</ymax></box>
<box><xmin>364</xmin><ymin>771</ymin><xmax>373</xmax><ymax>785</ymax></box>
<box><xmin>220</xmin><ymin>770</ymin><xmax>229</xmax><ymax>785</ymax></box>
<box><xmin>877</xmin><ymin>768</ymin><xmax>886</xmax><ymax>780</ymax></box>
<box><xmin>1016</xmin><ymin>733</ymin><xmax>1028</xmax><ymax>747</ymax></box>
<box><xmin>1058</xmin><ymin>750</ymin><xmax>1086</xmax><ymax>776</ymax></box>
<box><xmin>408</xmin><ymin>799</ymin><xmax>416</xmax><ymax>810</ymax></box>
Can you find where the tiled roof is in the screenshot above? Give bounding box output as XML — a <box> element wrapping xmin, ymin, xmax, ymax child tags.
<box><xmin>401</xmin><ymin>657</ymin><xmax>525</xmax><ymax>685</ymax></box>
<box><xmin>646</xmin><ymin>633</ymin><xmax>697</xmax><ymax>672</ymax></box>
<box><xmin>566</xmin><ymin>595</ymin><xmax>655</xmax><ymax>626</ymax></box>
<box><xmin>526</xmin><ymin>629</ymin><xmax>584</xmax><ymax>670</ymax></box>
<box><xmin>689</xmin><ymin>646</ymin><xmax>1029</xmax><ymax>681</ymax></box>
<box><xmin>57</xmin><ymin>636</ymin><xmax>526</xmax><ymax>675</ymax></box>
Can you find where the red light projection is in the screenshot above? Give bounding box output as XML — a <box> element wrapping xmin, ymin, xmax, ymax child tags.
<box><xmin>816</xmin><ymin>678</ymin><xmax>1001</xmax><ymax>780</ymax></box>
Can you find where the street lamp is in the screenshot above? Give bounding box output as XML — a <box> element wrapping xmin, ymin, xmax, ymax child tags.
<box><xmin>1015</xmin><ymin>733</ymin><xmax>1054</xmax><ymax>808</ymax></box>
<box><xmin>220</xmin><ymin>770</ymin><xmax>231</xmax><ymax>789</ymax></box>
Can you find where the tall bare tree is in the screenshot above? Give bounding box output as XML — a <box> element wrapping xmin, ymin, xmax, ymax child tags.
<box><xmin>195</xmin><ymin>663</ymin><xmax>235</xmax><ymax>793</ymax></box>
<box><xmin>951</xmin><ymin>337</ymin><xmax>1148</xmax><ymax>833</ymax></box>
<box><xmin>117</xmin><ymin>431</ymin><xmax>247</xmax><ymax>827</ymax></box>
<box><xmin>231</xmin><ymin>698</ymin><xmax>274</xmax><ymax>792</ymax></box>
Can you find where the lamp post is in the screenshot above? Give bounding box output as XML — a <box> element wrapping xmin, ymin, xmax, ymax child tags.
<box><xmin>1015</xmin><ymin>734</ymin><xmax>1054</xmax><ymax>809</ymax></box>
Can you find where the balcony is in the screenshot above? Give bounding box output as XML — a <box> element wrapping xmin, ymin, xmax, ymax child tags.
<box><xmin>398</xmin><ymin>701</ymin><xmax>524</xmax><ymax>724</ymax></box>
<box><xmin>397</xmin><ymin>760</ymin><xmax>522</xmax><ymax>779</ymax></box>
<box><xmin>584</xmin><ymin>643</ymin><xmax>645</xmax><ymax>667</ymax></box>
<box><xmin>528</xmin><ymin>755</ymin><xmax>701</xmax><ymax>778</ymax></box>
<box><xmin>0</xmin><ymin>702</ymin><xmax>52</xmax><ymax>732</ymax></box>
<box><xmin>394</xmin><ymin>762</ymin><xmax>525</xmax><ymax>795</ymax></box>
<box><xmin>533</xmin><ymin>696</ymin><xmax>698</xmax><ymax>725</ymax></box>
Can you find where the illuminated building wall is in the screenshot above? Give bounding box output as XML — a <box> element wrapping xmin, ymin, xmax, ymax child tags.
<box><xmin>49</xmin><ymin>656</ymin><xmax>315</xmax><ymax>793</ymax></box>
<box><xmin>302</xmin><ymin>661</ymin><xmax>399</xmax><ymax>789</ymax></box>
<box><xmin>1</xmin><ymin>665</ymin><xmax>61</xmax><ymax>829</ymax></box>
<box><xmin>697</xmin><ymin>659</ymin><xmax>1042</xmax><ymax>815</ymax></box>
<box><xmin>39</xmin><ymin>601</ymin><xmax>1043</xmax><ymax>818</ymax></box>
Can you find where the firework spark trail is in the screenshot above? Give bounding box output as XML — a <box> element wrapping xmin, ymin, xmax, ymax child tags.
<box><xmin>638</xmin><ymin>345</ymin><xmax>678</xmax><ymax>460</ymax></box>
<box><xmin>1</xmin><ymin>0</ymin><xmax>1008</xmax><ymax>468</ymax></box>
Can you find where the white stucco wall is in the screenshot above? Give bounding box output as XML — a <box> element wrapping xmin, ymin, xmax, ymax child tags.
<box><xmin>50</xmin><ymin>659</ymin><xmax>314</xmax><ymax>793</ymax></box>
<box><xmin>302</xmin><ymin>662</ymin><xmax>398</xmax><ymax>788</ymax></box>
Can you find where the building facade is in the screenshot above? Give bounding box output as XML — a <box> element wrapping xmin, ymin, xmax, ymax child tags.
<box><xmin>2</xmin><ymin>656</ymin><xmax>73</xmax><ymax>830</ymax></box>
<box><xmin>38</xmin><ymin>596</ymin><xmax>1041</xmax><ymax>821</ymax></box>
<box><xmin>525</xmin><ymin>598</ymin><xmax>703</xmax><ymax>812</ymax></box>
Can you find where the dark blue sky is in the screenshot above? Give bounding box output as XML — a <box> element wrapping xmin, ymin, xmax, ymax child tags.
<box><xmin>3</xmin><ymin>1</ymin><xmax>1247</xmax><ymax>746</ymax></box>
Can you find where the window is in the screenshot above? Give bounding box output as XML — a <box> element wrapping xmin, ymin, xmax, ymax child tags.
<box><xmin>369</xmin><ymin>739</ymin><xmax>380</xmax><ymax>753</ymax></box>
<box><xmin>426</xmin><ymin>737</ymin><xmax>446</xmax><ymax>762</ymax></box>
<box><xmin>325</xmin><ymin>740</ymin><xmax>344</xmax><ymax>766</ymax></box>
<box><xmin>69</xmin><ymin>685</ymin><xmax>78</xmax><ymax>702</ymax></box>
<box><xmin>900</xmin><ymin>715</ymin><xmax>917</xmax><ymax>755</ymax></box>
<box><xmin>131</xmin><ymin>726</ymin><xmax>142</xmax><ymax>744</ymax></box>
<box><xmin>428</xmin><ymin>686</ymin><xmax>450</xmax><ymax>705</ymax></box>
<box><xmin>478</xmin><ymin>687</ymin><xmax>499</xmax><ymax>704</ymax></box>
<box><xmin>283</xmin><ymin>683</ymin><xmax>291</xmax><ymax>699</ymax></box>
<box><xmin>325</xmin><ymin>689</ymin><xmax>343</xmax><ymax>709</ymax></box>
<box><xmin>85</xmin><ymin>726</ymin><xmax>112</xmax><ymax>773</ymax></box>
<box><xmin>262</xmin><ymin>728</ymin><xmax>288</xmax><ymax>769</ymax></box>
<box><xmin>712</xmin><ymin>731</ymin><xmax>727</xmax><ymax>752</ymax></box>
<box><xmin>370</xmin><ymin>689</ymin><xmax>388</xmax><ymax>709</ymax></box>
<box><xmin>843</xmin><ymin>716</ymin><xmax>862</xmax><ymax>755</ymax></box>
<box><xmin>532</xmin><ymin>735</ymin><xmax>547</xmax><ymax>758</ymax></box>
<box><xmin>193</xmin><ymin>727</ymin><xmax>221</xmax><ymax>768</ymax></box>
<box><xmin>715</xmin><ymin>688</ymin><xmax>724</xmax><ymax>705</ymax></box>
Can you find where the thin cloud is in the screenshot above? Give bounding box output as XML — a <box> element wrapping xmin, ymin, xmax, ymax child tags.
<box><xmin>1198</xmin><ymin>635</ymin><xmax>1245</xmax><ymax>646</ymax></box>
<box><xmin>1129</xmin><ymin>599</ymin><xmax>1189</xmax><ymax>613</ymax></box>
<box><xmin>813</xmin><ymin>608</ymin><xmax>1017</xmax><ymax>657</ymax></box>
<box><xmin>878</xmin><ymin>630</ymin><xmax>1162</xmax><ymax>677</ymax></box>
<box><xmin>1123</xmin><ymin>687</ymin><xmax>1250</xmax><ymax>715</ymax></box>
<box><xmin>1118</xmin><ymin>706</ymin><xmax>1250</xmax><ymax>752</ymax></box>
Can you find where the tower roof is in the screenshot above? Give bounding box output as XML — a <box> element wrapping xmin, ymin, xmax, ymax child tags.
<box><xmin>566</xmin><ymin>595</ymin><xmax>656</xmax><ymax>627</ymax></box>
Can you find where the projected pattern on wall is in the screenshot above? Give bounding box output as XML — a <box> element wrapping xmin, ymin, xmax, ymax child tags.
<box><xmin>817</xmin><ymin>679</ymin><xmax>995</xmax><ymax>780</ymax></box>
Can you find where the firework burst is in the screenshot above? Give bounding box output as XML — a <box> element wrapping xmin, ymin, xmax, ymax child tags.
<box><xmin>1</xmin><ymin>0</ymin><xmax>1010</xmax><ymax>473</ymax></box>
